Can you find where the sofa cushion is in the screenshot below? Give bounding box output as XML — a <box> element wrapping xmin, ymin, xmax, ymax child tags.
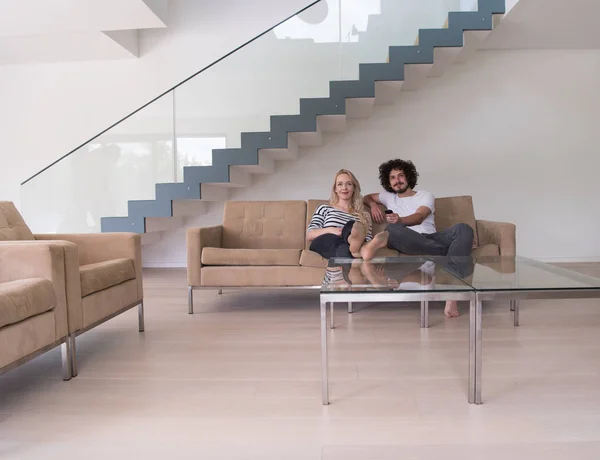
<box><xmin>434</xmin><ymin>196</ymin><xmax>479</xmax><ymax>247</ymax></box>
<box><xmin>202</xmin><ymin>248</ymin><xmax>300</xmax><ymax>266</ymax></box>
<box><xmin>80</xmin><ymin>258</ymin><xmax>136</xmax><ymax>297</ymax></box>
<box><xmin>0</xmin><ymin>202</ymin><xmax>35</xmax><ymax>241</ymax></box>
<box><xmin>201</xmin><ymin>266</ymin><xmax>324</xmax><ymax>287</ymax></box>
<box><xmin>222</xmin><ymin>201</ymin><xmax>307</xmax><ymax>250</ymax></box>
<box><xmin>0</xmin><ymin>278</ymin><xmax>56</xmax><ymax>328</ymax></box>
<box><xmin>299</xmin><ymin>250</ymin><xmax>327</xmax><ymax>268</ymax></box>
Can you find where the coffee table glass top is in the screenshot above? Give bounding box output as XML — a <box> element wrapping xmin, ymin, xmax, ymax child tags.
<box><xmin>321</xmin><ymin>256</ymin><xmax>474</xmax><ymax>293</ymax></box>
<box><xmin>454</xmin><ymin>255</ymin><xmax>600</xmax><ymax>292</ymax></box>
<box><xmin>321</xmin><ymin>256</ymin><xmax>600</xmax><ymax>293</ymax></box>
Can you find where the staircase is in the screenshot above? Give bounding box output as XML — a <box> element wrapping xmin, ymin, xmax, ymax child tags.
<box><xmin>20</xmin><ymin>0</ymin><xmax>508</xmax><ymax>241</ymax></box>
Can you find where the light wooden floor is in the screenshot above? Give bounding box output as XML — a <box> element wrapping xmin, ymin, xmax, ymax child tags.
<box><xmin>2</xmin><ymin>264</ymin><xmax>600</xmax><ymax>459</ymax></box>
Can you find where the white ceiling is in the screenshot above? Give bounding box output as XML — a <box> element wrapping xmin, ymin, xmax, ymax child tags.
<box><xmin>482</xmin><ymin>0</ymin><xmax>600</xmax><ymax>49</ymax></box>
<box><xmin>0</xmin><ymin>0</ymin><xmax>167</xmax><ymax>65</ymax></box>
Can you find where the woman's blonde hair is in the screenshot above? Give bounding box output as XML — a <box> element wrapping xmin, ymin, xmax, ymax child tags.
<box><xmin>329</xmin><ymin>169</ymin><xmax>371</xmax><ymax>229</ymax></box>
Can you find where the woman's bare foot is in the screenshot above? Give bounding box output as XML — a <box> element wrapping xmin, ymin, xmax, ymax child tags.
<box><xmin>348</xmin><ymin>222</ymin><xmax>367</xmax><ymax>255</ymax></box>
<box><xmin>444</xmin><ymin>300</ymin><xmax>460</xmax><ymax>318</ymax></box>
<box><xmin>360</xmin><ymin>231</ymin><xmax>389</xmax><ymax>261</ymax></box>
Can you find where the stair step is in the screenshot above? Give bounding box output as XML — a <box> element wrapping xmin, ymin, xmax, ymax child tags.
<box><xmin>210</xmin><ymin>168</ymin><xmax>251</xmax><ymax>188</ymax></box>
<box><xmin>317</xmin><ymin>114</ymin><xmax>346</xmax><ymax>133</ymax></box>
<box><xmin>100</xmin><ymin>215</ymin><xmax>145</xmax><ymax>233</ymax></box>
<box><xmin>330</xmin><ymin>80</ymin><xmax>375</xmax><ymax>100</ymax></box>
<box><xmin>259</xmin><ymin>136</ymin><xmax>299</xmax><ymax>160</ymax></box>
<box><xmin>172</xmin><ymin>200</ymin><xmax>207</xmax><ymax>217</ymax></box>
<box><xmin>128</xmin><ymin>199</ymin><xmax>172</xmax><ymax>219</ymax></box>
<box><xmin>289</xmin><ymin>126</ymin><xmax>323</xmax><ymax>147</ymax></box>
<box><xmin>374</xmin><ymin>81</ymin><xmax>404</xmax><ymax>105</ymax></box>
<box><xmin>183</xmin><ymin>164</ymin><xmax>229</xmax><ymax>184</ymax></box>
<box><xmin>200</xmin><ymin>184</ymin><xmax>230</xmax><ymax>201</ymax></box>
<box><xmin>402</xmin><ymin>63</ymin><xmax>434</xmax><ymax>91</ymax></box>
<box><xmin>429</xmin><ymin>46</ymin><xmax>463</xmax><ymax>78</ymax></box>
<box><xmin>234</xmin><ymin>151</ymin><xmax>275</xmax><ymax>174</ymax></box>
<box><xmin>155</xmin><ymin>182</ymin><xmax>200</xmax><ymax>202</ymax></box>
<box><xmin>345</xmin><ymin>97</ymin><xmax>375</xmax><ymax>118</ymax></box>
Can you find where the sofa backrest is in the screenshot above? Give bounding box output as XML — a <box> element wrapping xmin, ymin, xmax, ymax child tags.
<box><xmin>307</xmin><ymin>195</ymin><xmax>479</xmax><ymax>246</ymax></box>
<box><xmin>0</xmin><ymin>202</ymin><xmax>35</xmax><ymax>241</ymax></box>
<box><xmin>222</xmin><ymin>200</ymin><xmax>307</xmax><ymax>249</ymax></box>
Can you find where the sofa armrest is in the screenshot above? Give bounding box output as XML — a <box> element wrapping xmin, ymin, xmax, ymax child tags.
<box><xmin>0</xmin><ymin>241</ymin><xmax>82</xmax><ymax>337</ymax></box>
<box><xmin>476</xmin><ymin>220</ymin><xmax>516</xmax><ymax>256</ymax></box>
<box><xmin>34</xmin><ymin>232</ymin><xmax>142</xmax><ymax>301</ymax></box>
<box><xmin>186</xmin><ymin>226</ymin><xmax>222</xmax><ymax>286</ymax></box>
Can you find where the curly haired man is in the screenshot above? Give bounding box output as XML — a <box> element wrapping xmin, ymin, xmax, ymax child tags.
<box><xmin>364</xmin><ymin>159</ymin><xmax>474</xmax><ymax>318</ymax></box>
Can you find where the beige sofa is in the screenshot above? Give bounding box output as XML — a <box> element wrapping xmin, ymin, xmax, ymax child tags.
<box><xmin>187</xmin><ymin>196</ymin><xmax>516</xmax><ymax>312</ymax></box>
<box><xmin>0</xmin><ymin>243</ymin><xmax>73</xmax><ymax>379</ymax></box>
<box><xmin>0</xmin><ymin>201</ymin><xmax>144</xmax><ymax>377</ymax></box>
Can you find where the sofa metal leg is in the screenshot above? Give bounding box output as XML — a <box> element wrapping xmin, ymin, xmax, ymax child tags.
<box><xmin>188</xmin><ymin>286</ymin><xmax>194</xmax><ymax>314</ymax></box>
<box><xmin>61</xmin><ymin>339</ymin><xmax>73</xmax><ymax>381</ymax></box>
<box><xmin>510</xmin><ymin>299</ymin><xmax>515</xmax><ymax>312</ymax></box>
<box><xmin>420</xmin><ymin>301</ymin><xmax>429</xmax><ymax>328</ymax></box>
<box><xmin>138</xmin><ymin>301</ymin><xmax>145</xmax><ymax>332</ymax></box>
<box><xmin>217</xmin><ymin>289</ymin><xmax>222</xmax><ymax>295</ymax></box>
<box><xmin>347</xmin><ymin>302</ymin><xmax>353</xmax><ymax>314</ymax></box>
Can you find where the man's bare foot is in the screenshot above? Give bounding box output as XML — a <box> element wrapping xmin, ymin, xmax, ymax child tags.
<box><xmin>359</xmin><ymin>261</ymin><xmax>389</xmax><ymax>288</ymax></box>
<box><xmin>360</xmin><ymin>231</ymin><xmax>389</xmax><ymax>261</ymax></box>
<box><xmin>348</xmin><ymin>222</ymin><xmax>367</xmax><ymax>255</ymax></box>
<box><xmin>444</xmin><ymin>300</ymin><xmax>460</xmax><ymax>318</ymax></box>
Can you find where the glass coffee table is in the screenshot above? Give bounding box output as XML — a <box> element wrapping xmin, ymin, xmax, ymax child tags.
<box><xmin>320</xmin><ymin>255</ymin><xmax>600</xmax><ymax>406</ymax></box>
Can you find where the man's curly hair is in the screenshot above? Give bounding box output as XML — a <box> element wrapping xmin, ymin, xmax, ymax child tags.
<box><xmin>378</xmin><ymin>159</ymin><xmax>419</xmax><ymax>193</ymax></box>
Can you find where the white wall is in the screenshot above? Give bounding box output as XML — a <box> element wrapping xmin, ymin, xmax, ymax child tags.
<box><xmin>144</xmin><ymin>48</ymin><xmax>600</xmax><ymax>265</ymax></box>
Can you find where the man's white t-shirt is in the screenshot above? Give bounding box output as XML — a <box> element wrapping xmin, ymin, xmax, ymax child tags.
<box><xmin>378</xmin><ymin>190</ymin><xmax>436</xmax><ymax>234</ymax></box>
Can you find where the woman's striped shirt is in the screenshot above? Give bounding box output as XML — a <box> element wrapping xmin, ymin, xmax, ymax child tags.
<box><xmin>307</xmin><ymin>205</ymin><xmax>372</xmax><ymax>241</ymax></box>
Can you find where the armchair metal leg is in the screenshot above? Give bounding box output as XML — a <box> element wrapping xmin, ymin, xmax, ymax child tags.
<box><xmin>70</xmin><ymin>335</ymin><xmax>78</xmax><ymax>377</ymax></box>
<box><xmin>61</xmin><ymin>339</ymin><xmax>73</xmax><ymax>380</ymax></box>
<box><xmin>188</xmin><ymin>286</ymin><xmax>194</xmax><ymax>314</ymax></box>
<box><xmin>347</xmin><ymin>302</ymin><xmax>353</xmax><ymax>313</ymax></box>
<box><xmin>138</xmin><ymin>301</ymin><xmax>145</xmax><ymax>332</ymax></box>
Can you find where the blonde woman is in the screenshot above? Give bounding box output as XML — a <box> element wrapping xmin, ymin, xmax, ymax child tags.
<box><xmin>307</xmin><ymin>169</ymin><xmax>389</xmax><ymax>261</ymax></box>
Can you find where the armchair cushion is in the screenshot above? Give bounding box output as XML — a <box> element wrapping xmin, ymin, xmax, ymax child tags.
<box><xmin>476</xmin><ymin>220</ymin><xmax>516</xmax><ymax>256</ymax></box>
<box><xmin>0</xmin><ymin>278</ymin><xmax>56</xmax><ymax>328</ymax></box>
<box><xmin>35</xmin><ymin>232</ymin><xmax>143</xmax><ymax>301</ymax></box>
<box><xmin>434</xmin><ymin>196</ymin><xmax>479</xmax><ymax>247</ymax></box>
<box><xmin>0</xmin><ymin>202</ymin><xmax>34</xmax><ymax>241</ymax></box>
<box><xmin>201</xmin><ymin>248</ymin><xmax>300</xmax><ymax>266</ymax></box>
<box><xmin>80</xmin><ymin>258</ymin><xmax>136</xmax><ymax>297</ymax></box>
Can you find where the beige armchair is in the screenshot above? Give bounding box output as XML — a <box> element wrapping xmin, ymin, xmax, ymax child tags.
<box><xmin>0</xmin><ymin>201</ymin><xmax>144</xmax><ymax>376</ymax></box>
<box><xmin>0</xmin><ymin>242</ymin><xmax>73</xmax><ymax>379</ymax></box>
